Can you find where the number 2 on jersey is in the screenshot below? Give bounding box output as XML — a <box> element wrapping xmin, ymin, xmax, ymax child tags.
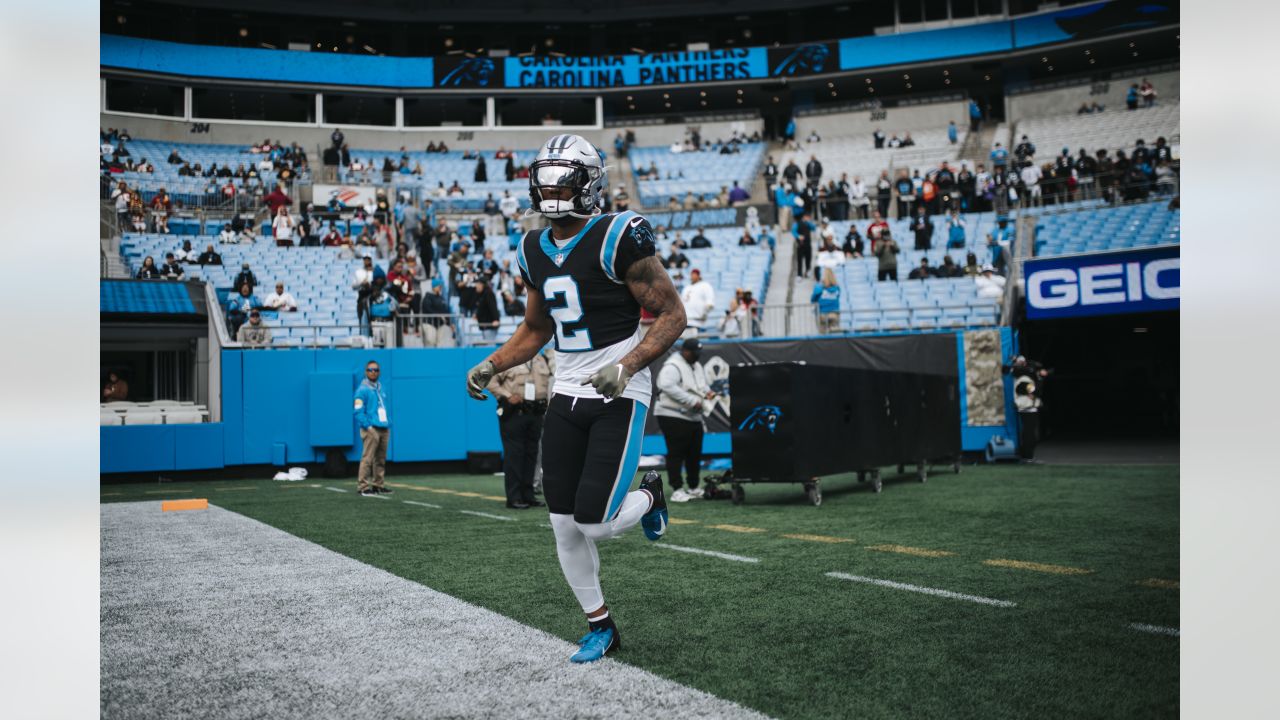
<box><xmin>543</xmin><ymin>275</ymin><xmax>593</xmax><ymax>351</ymax></box>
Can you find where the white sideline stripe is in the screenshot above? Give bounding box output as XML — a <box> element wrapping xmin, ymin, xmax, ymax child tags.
<box><xmin>403</xmin><ymin>500</ymin><xmax>442</xmax><ymax>509</ymax></box>
<box><xmin>825</xmin><ymin>572</ymin><xmax>1017</xmax><ymax>608</ymax></box>
<box><xmin>458</xmin><ymin>510</ymin><xmax>516</xmax><ymax>522</ymax></box>
<box><xmin>657</xmin><ymin>543</ymin><xmax>760</xmax><ymax>564</ymax></box>
<box><xmin>1129</xmin><ymin>623</ymin><xmax>1179</xmax><ymax>637</ymax></box>
<box><xmin>324</xmin><ymin>486</ymin><xmax>347</xmax><ymax>493</ymax></box>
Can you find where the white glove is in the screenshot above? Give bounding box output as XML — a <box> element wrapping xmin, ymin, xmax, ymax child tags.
<box><xmin>466</xmin><ymin>360</ymin><xmax>496</xmax><ymax>400</ymax></box>
<box><xmin>581</xmin><ymin>363</ymin><xmax>632</xmax><ymax>400</ymax></box>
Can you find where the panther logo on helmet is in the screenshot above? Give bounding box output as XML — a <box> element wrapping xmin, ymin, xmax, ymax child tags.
<box><xmin>528</xmin><ymin>135</ymin><xmax>608</xmax><ymax>219</ymax></box>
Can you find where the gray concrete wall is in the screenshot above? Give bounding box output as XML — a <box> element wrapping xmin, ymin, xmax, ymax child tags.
<box><xmin>101</xmin><ymin>112</ymin><xmax>762</xmax><ymax>152</ymax></box>
<box><xmin>794</xmin><ymin>99</ymin><xmax>969</xmax><ymax>142</ymax></box>
<box><xmin>1007</xmin><ymin>69</ymin><xmax>1180</xmax><ymax>121</ymax></box>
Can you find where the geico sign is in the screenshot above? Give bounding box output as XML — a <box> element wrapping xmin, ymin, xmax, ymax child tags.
<box><xmin>1028</xmin><ymin>258</ymin><xmax>1179</xmax><ymax>310</ymax></box>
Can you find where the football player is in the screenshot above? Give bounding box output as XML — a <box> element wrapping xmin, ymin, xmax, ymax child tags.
<box><xmin>466</xmin><ymin>134</ymin><xmax>686</xmax><ymax>663</ymax></box>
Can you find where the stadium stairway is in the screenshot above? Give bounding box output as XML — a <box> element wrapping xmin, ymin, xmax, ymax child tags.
<box><xmin>958</xmin><ymin>123</ymin><xmax>1000</xmax><ymax>170</ymax></box>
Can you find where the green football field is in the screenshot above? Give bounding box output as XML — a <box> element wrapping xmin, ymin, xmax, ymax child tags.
<box><xmin>102</xmin><ymin>463</ymin><xmax>1178</xmax><ymax>719</ymax></box>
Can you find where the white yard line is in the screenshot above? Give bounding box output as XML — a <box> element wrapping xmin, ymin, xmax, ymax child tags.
<box><xmin>825</xmin><ymin>572</ymin><xmax>1017</xmax><ymax>608</ymax></box>
<box><xmin>657</xmin><ymin>543</ymin><xmax>760</xmax><ymax>564</ymax></box>
<box><xmin>1128</xmin><ymin>623</ymin><xmax>1179</xmax><ymax>637</ymax></box>
<box><xmin>403</xmin><ymin>500</ymin><xmax>442</xmax><ymax>509</ymax></box>
<box><xmin>458</xmin><ymin>510</ymin><xmax>516</xmax><ymax>522</ymax></box>
<box><xmin>324</xmin><ymin>487</ymin><xmax>347</xmax><ymax>493</ymax></box>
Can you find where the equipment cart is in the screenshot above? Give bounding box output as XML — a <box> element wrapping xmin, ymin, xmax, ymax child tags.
<box><xmin>723</xmin><ymin>362</ymin><xmax>961</xmax><ymax>506</ymax></box>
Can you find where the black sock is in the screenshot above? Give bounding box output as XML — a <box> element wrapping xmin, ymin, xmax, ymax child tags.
<box><xmin>588</xmin><ymin>612</ymin><xmax>616</xmax><ymax>634</ymax></box>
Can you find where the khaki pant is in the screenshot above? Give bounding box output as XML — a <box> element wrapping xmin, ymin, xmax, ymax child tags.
<box><xmin>819</xmin><ymin>312</ymin><xmax>840</xmax><ymax>335</ymax></box>
<box><xmin>777</xmin><ymin>205</ymin><xmax>793</xmax><ymax>234</ymax></box>
<box><xmin>358</xmin><ymin>427</ymin><xmax>389</xmax><ymax>491</ymax></box>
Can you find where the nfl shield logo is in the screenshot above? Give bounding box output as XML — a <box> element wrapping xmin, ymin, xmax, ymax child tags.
<box><xmin>554</xmin><ymin>253</ymin><xmax>565</xmax><ymax>266</ymax></box>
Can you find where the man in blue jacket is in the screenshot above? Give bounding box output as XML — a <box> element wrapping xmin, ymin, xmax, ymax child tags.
<box><xmin>354</xmin><ymin>360</ymin><xmax>391</xmax><ymax>496</ymax></box>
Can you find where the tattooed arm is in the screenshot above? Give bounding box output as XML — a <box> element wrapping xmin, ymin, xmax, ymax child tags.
<box><xmin>619</xmin><ymin>256</ymin><xmax>687</xmax><ymax>376</ymax></box>
<box><xmin>487</xmin><ymin>285</ymin><xmax>554</xmax><ymax>373</ymax></box>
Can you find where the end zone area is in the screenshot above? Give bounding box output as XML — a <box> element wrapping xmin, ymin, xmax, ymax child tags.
<box><xmin>102</xmin><ymin>464</ymin><xmax>1178</xmax><ymax>718</ymax></box>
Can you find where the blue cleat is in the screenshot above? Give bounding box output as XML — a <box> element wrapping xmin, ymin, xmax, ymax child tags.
<box><xmin>639</xmin><ymin>470</ymin><xmax>668</xmax><ymax>541</ymax></box>
<box><xmin>570</xmin><ymin>627</ymin><xmax>620</xmax><ymax>663</ymax></box>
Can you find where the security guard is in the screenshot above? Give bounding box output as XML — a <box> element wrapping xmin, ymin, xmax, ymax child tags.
<box><xmin>487</xmin><ymin>351</ymin><xmax>553</xmax><ymax>509</ymax></box>
<box><xmin>354</xmin><ymin>360</ymin><xmax>391</xmax><ymax>496</ymax></box>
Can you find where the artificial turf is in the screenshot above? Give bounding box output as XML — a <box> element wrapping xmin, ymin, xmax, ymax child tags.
<box><xmin>102</xmin><ymin>463</ymin><xmax>1178</xmax><ymax>719</ymax></box>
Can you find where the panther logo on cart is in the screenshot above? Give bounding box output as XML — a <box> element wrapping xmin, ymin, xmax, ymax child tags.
<box><xmin>739</xmin><ymin>405</ymin><xmax>782</xmax><ymax>434</ymax></box>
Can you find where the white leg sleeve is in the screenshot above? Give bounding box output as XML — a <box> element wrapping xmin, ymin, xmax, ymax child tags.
<box><xmin>550</xmin><ymin>513</ymin><xmax>603</xmax><ymax>613</ymax></box>
<box><xmin>576</xmin><ymin>490</ymin><xmax>651</xmax><ymax>542</ymax></box>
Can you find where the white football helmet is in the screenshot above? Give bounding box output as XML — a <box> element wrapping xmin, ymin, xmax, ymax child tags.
<box><xmin>528</xmin><ymin>134</ymin><xmax>607</xmax><ymax>219</ymax></box>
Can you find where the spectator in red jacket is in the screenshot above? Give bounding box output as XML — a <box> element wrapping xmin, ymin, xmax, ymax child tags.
<box><xmin>263</xmin><ymin>184</ymin><xmax>292</xmax><ymax>214</ymax></box>
<box><xmin>149</xmin><ymin>189</ymin><xmax>172</xmax><ymax>233</ymax></box>
<box><xmin>865</xmin><ymin>210</ymin><xmax>890</xmax><ymax>253</ymax></box>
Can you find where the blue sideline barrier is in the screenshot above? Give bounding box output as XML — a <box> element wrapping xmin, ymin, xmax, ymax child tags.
<box><xmin>101</xmin><ymin>329</ymin><xmax>1016</xmax><ymax>474</ymax></box>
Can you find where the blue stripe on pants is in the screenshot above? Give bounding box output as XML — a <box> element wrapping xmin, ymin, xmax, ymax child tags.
<box><xmin>604</xmin><ymin>400</ymin><xmax>648</xmax><ymax>521</ymax></box>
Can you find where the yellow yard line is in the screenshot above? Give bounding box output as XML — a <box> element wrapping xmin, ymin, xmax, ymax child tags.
<box><xmin>984</xmin><ymin>558</ymin><xmax>1092</xmax><ymax>575</ymax></box>
<box><xmin>386</xmin><ymin>483</ymin><xmax>503</xmax><ymax>502</ymax></box>
<box><xmin>480</xmin><ymin>495</ymin><xmax>507</xmax><ymax>502</ymax></box>
<box><xmin>783</xmin><ymin>533</ymin><xmax>854</xmax><ymax>544</ymax></box>
<box><xmin>453</xmin><ymin>491</ymin><xmax>486</xmax><ymax>498</ymax></box>
<box><xmin>708</xmin><ymin>524</ymin><xmax>767</xmax><ymax>534</ymax></box>
<box><xmin>866</xmin><ymin>544</ymin><xmax>956</xmax><ymax>557</ymax></box>
<box><xmin>667</xmin><ymin>518</ymin><xmax>700</xmax><ymax>525</ymax></box>
<box><xmin>1137</xmin><ymin>578</ymin><xmax>1180</xmax><ymax>590</ymax></box>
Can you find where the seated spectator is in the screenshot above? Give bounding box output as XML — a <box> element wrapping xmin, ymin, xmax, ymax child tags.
<box><xmin>938</xmin><ymin>255</ymin><xmax>963</xmax><ymax>278</ymax></box>
<box><xmin>671</xmin><ymin>232</ymin><xmax>687</xmax><ymax>250</ymax></box>
<box><xmin>225</xmin><ymin>283</ymin><xmax>262</xmax><ymax>336</ymax></box>
<box><xmin>263</xmin><ymin>282</ymin><xmax>298</xmax><ymax>312</ymax></box>
<box><xmin>321</xmin><ymin>225</ymin><xmax>345</xmax><ymax>247</ymax></box>
<box><xmin>842</xmin><ymin>226</ymin><xmax>864</xmax><ymax>258</ymax></box>
<box><xmin>102</xmin><ymin>371</ymin><xmax>129</xmax><ymax>402</ymax></box>
<box><xmin>738</xmin><ymin>229</ymin><xmax>757</xmax><ymax>247</ymax></box>
<box><xmin>963</xmin><ymin>252</ymin><xmax>981</xmax><ymax>277</ymax></box>
<box><xmin>815</xmin><ymin>239</ymin><xmax>844</xmax><ymax>281</ymax></box>
<box><xmin>1077</xmin><ymin>102</ymin><xmax>1093</xmax><ymax>115</ymax></box>
<box><xmin>234</xmin><ymin>263</ymin><xmax>258</xmax><ymax>292</ymax></box>
<box><xmin>902</xmin><ymin>132</ymin><xmax>916</xmax><ymax>147</ymax></box>
<box><xmin>806</xmin><ymin>130</ymin><xmax>821</xmax><ymax>143</ymax></box>
<box><xmin>160</xmin><ymin>253</ymin><xmax>185</xmax><ymax>281</ymax></box>
<box><xmin>690</xmin><ymin>228</ymin><xmax>712</xmax><ymax>249</ymax></box>
<box><xmin>448</xmin><ymin>180</ymin><xmax>464</xmax><ymax>197</ymax></box>
<box><xmin>888</xmin><ymin>134</ymin><xmax>902</xmax><ymax>148</ymax></box>
<box><xmin>908</xmin><ymin>258</ymin><xmax>935</xmax><ymax>280</ymax></box>
<box><xmin>237</xmin><ymin>225</ymin><xmax>257</xmax><ymax>245</ymax></box>
<box><xmin>197</xmin><ymin>244</ymin><xmax>222</xmax><ymax>266</ymax></box>
<box><xmin>174</xmin><ymin>240</ymin><xmax>197</xmax><ymax>264</ymax></box>
<box><xmin>975</xmin><ymin>264</ymin><xmax>1006</xmax><ymax>299</ymax></box>
<box><xmin>236</xmin><ymin>309</ymin><xmax>272</xmax><ymax>348</ymax></box>
<box><xmin>177</xmin><ymin>163</ymin><xmax>194</xmax><ymax>177</ymax></box>
<box><xmin>218</xmin><ymin>224</ymin><xmax>237</xmax><ymax>244</ymax></box>
<box><xmin>135</xmin><ymin>255</ymin><xmax>160</xmax><ymax>280</ymax></box>
<box><xmin>665</xmin><ymin>243</ymin><xmax>690</xmax><ymax>270</ymax></box>
<box><xmin>1140</xmin><ymin>78</ymin><xmax>1157</xmax><ymax>107</ymax></box>
<box><xmin>1126</xmin><ymin>83</ymin><xmax>1140</xmax><ymax>110</ymax></box>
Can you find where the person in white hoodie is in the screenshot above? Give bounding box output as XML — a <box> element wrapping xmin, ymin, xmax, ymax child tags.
<box><xmin>680</xmin><ymin>269</ymin><xmax>715</xmax><ymax>337</ymax></box>
<box><xmin>655</xmin><ymin>338</ymin><xmax>714</xmax><ymax>502</ymax></box>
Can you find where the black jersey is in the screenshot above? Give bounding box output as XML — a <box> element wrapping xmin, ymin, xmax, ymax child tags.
<box><xmin>516</xmin><ymin>210</ymin><xmax>656</xmax><ymax>354</ymax></box>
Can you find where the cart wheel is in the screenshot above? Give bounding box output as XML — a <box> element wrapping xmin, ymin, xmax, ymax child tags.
<box><xmin>731</xmin><ymin>483</ymin><xmax>745</xmax><ymax>506</ymax></box>
<box><xmin>953</xmin><ymin>461</ymin><xmax>961</xmax><ymax>474</ymax></box>
<box><xmin>872</xmin><ymin>469</ymin><xmax>883</xmax><ymax>494</ymax></box>
<box><xmin>917</xmin><ymin>461</ymin><xmax>927</xmax><ymax>483</ymax></box>
<box><xmin>897</xmin><ymin>464</ymin><xmax>905</xmax><ymax>475</ymax></box>
<box><xmin>805</xmin><ymin>480</ymin><xmax>822</xmax><ymax>507</ymax></box>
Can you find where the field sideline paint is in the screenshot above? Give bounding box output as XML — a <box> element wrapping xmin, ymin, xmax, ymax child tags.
<box><xmin>458</xmin><ymin>510</ymin><xmax>516</xmax><ymax>522</ymax></box>
<box><xmin>657</xmin><ymin>544</ymin><xmax>760</xmax><ymax>564</ymax></box>
<box><xmin>783</xmin><ymin>533</ymin><xmax>854</xmax><ymax>544</ymax></box>
<box><xmin>161</xmin><ymin>498</ymin><xmax>208</xmax><ymax>512</ymax></box>
<box><xmin>867</xmin><ymin>544</ymin><xmax>955</xmax><ymax>557</ymax></box>
<box><xmin>984</xmin><ymin>558</ymin><xmax>1091</xmax><ymax>575</ymax></box>
<box><xmin>1137</xmin><ymin>578</ymin><xmax>1179</xmax><ymax>590</ymax></box>
<box><xmin>668</xmin><ymin>518</ymin><xmax>699</xmax><ymax>525</ymax></box>
<box><xmin>403</xmin><ymin>500</ymin><xmax>442</xmax><ymax>509</ymax></box>
<box><xmin>708</xmin><ymin>524</ymin><xmax>767</xmax><ymax>534</ymax></box>
<box><xmin>1129</xmin><ymin>623</ymin><xmax>1179</xmax><ymax>637</ymax></box>
<box><xmin>826</xmin><ymin>572</ymin><xmax>1017</xmax><ymax>608</ymax></box>
<box><xmin>324</xmin><ymin>487</ymin><xmax>348</xmax><ymax>493</ymax></box>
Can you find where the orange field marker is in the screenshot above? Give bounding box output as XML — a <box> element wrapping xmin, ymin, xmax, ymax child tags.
<box><xmin>161</xmin><ymin>498</ymin><xmax>209</xmax><ymax>512</ymax></box>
